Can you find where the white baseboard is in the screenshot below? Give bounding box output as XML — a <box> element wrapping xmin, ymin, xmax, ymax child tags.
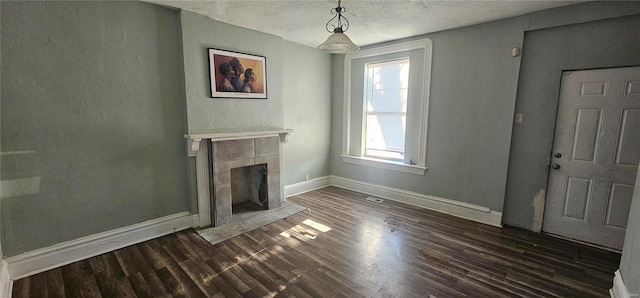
<box><xmin>285</xmin><ymin>176</ymin><xmax>331</xmax><ymax>197</ymax></box>
<box><xmin>611</xmin><ymin>270</ymin><xmax>631</xmax><ymax>298</ymax></box>
<box><xmin>0</xmin><ymin>260</ymin><xmax>11</xmax><ymax>298</ymax></box>
<box><xmin>191</xmin><ymin>214</ymin><xmax>201</xmax><ymax>228</ymax></box>
<box><xmin>330</xmin><ymin>175</ymin><xmax>503</xmax><ymax>227</ymax></box>
<box><xmin>6</xmin><ymin>211</ymin><xmax>194</xmax><ymax>280</ymax></box>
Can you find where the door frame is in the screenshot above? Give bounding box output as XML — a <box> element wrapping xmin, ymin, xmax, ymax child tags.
<box><xmin>533</xmin><ymin>66</ymin><xmax>640</xmax><ymax>251</ymax></box>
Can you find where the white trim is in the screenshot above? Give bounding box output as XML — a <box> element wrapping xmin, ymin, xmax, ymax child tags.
<box><xmin>342</xmin><ymin>38</ymin><xmax>432</xmax><ymax>169</ymax></box>
<box><xmin>342</xmin><ymin>45</ymin><xmax>353</xmax><ymax>156</ymax></box>
<box><xmin>0</xmin><ymin>260</ymin><xmax>11</xmax><ymax>298</ymax></box>
<box><xmin>195</xmin><ymin>140</ymin><xmax>211</xmax><ymax>227</ymax></box>
<box><xmin>341</xmin><ymin>155</ymin><xmax>427</xmax><ymax>175</ymax></box>
<box><xmin>419</xmin><ymin>40</ymin><xmax>433</xmax><ymax>168</ymax></box>
<box><xmin>285</xmin><ymin>176</ymin><xmax>331</xmax><ymax>197</ymax></box>
<box><xmin>347</xmin><ymin>40</ymin><xmax>433</xmax><ymax>61</ymax></box>
<box><xmin>330</xmin><ymin>176</ymin><xmax>503</xmax><ymax>227</ymax></box>
<box><xmin>191</xmin><ymin>214</ymin><xmax>200</xmax><ymax>228</ymax></box>
<box><xmin>184</xmin><ymin>129</ymin><xmax>293</xmax><ymax>156</ymax></box>
<box><xmin>6</xmin><ymin>211</ymin><xmax>193</xmax><ymax>280</ymax></box>
<box><xmin>184</xmin><ymin>129</ymin><xmax>293</xmax><ymax>141</ymax></box>
<box><xmin>611</xmin><ymin>270</ymin><xmax>631</xmax><ymax>298</ymax></box>
<box><xmin>278</xmin><ymin>141</ymin><xmax>286</xmax><ymax>202</ymax></box>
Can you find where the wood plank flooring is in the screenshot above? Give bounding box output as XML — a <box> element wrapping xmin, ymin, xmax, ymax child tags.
<box><xmin>12</xmin><ymin>186</ymin><xmax>621</xmax><ymax>297</ymax></box>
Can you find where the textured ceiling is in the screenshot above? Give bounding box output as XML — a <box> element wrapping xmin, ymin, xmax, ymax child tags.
<box><xmin>144</xmin><ymin>0</ymin><xmax>584</xmax><ymax>48</ymax></box>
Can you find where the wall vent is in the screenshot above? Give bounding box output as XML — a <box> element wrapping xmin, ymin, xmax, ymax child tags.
<box><xmin>366</xmin><ymin>197</ymin><xmax>384</xmax><ymax>203</ymax></box>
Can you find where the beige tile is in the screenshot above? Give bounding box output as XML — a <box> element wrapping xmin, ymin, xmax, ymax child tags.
<box><xmin>255</xmin><ymin>137</ymin><xmax>279</xmax><ymax>157</ymax></box>
<box><xmin>213</xmin><ymin>169</ymin><xmax>231</xmax><ymax>187</ymax></box>
<box><xmin>214</xmin><ymin>185</ymin><xmax>232</xmax><ymax>225</ymax></box>
<box><xmin>213</xmin><ymin>139</ymin><xmax>254</xmax><ymax>162</ymax></box>
<box><xmin>255</xmin><ymin>155</ymin><xmax>280</xmax><ymax>174</ymax></box>
<box><xmin>228</xmin><ymin>158</ymin><xmax>257</xmax><ymax>169</ymax></box>
<box><xmin>213</xmin><ymin>158</ymin><xmax>256</xmax><ymax>186</ymax></box>
<box><xmin>267</xmin><ymin>174</ymin><xmax>281</xmax><ymax>208</ymax></box>
<box><xmin>196</xmin><ymin>202</ymin><xmax>308</xmax><ymax>245</ymax></box>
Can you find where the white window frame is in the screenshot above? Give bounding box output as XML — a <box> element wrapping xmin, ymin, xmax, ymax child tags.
<box><xmin>341</xmin><ymin>38</ymin><xmax>432</xmax><ymax>175</ymax></box>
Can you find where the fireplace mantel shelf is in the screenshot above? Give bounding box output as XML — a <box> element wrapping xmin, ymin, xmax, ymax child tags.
<box><xmin>184</xmin><ymin>128</ymin><xmax>293</xmax><ymax>157</ymax></box>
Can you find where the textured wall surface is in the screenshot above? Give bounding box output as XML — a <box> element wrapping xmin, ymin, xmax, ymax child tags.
<box><xmin>282</xmin><ymin>41</ymin><xmax>332</xmax><ymax>185</ymax></box>
<box><xmin>330</xmin><ymin>17</ymin><xmax>526</xmax><ymax>212</ymax></box>
<box><xmin>180</xmin><ymin>11</ymin><xmax>284</xmax><ymax>133</ymax></box>
<box><xmin>1</xmin><ymin>1</ymin><xmax>189</xmax><ymax>256</ymax></box>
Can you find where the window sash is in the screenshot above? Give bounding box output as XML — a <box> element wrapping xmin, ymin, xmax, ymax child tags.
<box><xmin>364</xmin><ymin>114</ymin><xmax>406</xmax><ymax>158</ymax></box>
<box><xmin>363</xmin><ymin>59</ymin><xmax>409</xmax><ymax>161</ymax></box>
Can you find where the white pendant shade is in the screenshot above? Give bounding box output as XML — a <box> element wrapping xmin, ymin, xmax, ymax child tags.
<box><xmin>318</xmin><ymin>32</ymin><xmax>359</xmax><ymax>54</ymax></box>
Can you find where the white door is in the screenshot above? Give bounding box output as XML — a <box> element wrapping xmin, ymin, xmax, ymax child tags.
<box><xmin>543</xmin><ymin>66</ymin><xmax>640</xmax><ymax>250</ymax></box>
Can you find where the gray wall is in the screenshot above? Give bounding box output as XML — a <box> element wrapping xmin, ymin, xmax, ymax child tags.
<box><xmin>331</xmin><ymin>17</ymin><xmax>527</xmax><ymax>212</ymax></box>
<box><xmin>282</xmin><ymin>42</ymin><xmax>332</xmax><ymax>185</ymax></box>
<box><xmin>1</xmin><ymin>1</ymin><xmax>189</xmax><ymax>256</ymax></box>
<box><xmin>621</xmin><ymin>166</ymin><xmax>640</xmax><ymax>295</ymax></box>
<box><xmin>179</xmin><ymin>12</ymin><xmax>332</xmax><ymax>207</ymax></box>
<box><xmin>504</xmin><ymin>14</ymin><xmax>640</xmax><ymax>230</ymax></box>
<box><xmin>180</xmin><ymin>11</ymin><xmax>284</xmax><ymax>134</ymax></box>
<box><xmin>330</xmin><ymin>2</ymin><xmax>640</xmax><ymax>220</ymax></box>
<box><xmin>0</xmin><ymin>1</ymin><xmax>333</xmax><ymax>257</ymax></box>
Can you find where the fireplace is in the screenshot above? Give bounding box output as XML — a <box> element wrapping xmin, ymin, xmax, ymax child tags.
<box><xmin>185</xmin><ymin>129</ymin><xmax>292</xmax><ymax>228</ymax></box>
<box><xmin>211</xmin><ymin>137</ymin><xmax>281</xmax><ymax>226</ymax></box>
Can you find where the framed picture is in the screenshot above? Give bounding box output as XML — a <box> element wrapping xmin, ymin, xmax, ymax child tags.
<box><xmin>208</xmin><ymin>48</ymin><xmax>267</xmax><ymax>99</ymax></box>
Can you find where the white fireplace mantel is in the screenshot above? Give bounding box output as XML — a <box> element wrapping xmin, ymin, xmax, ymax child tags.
<box><xmin>184</xmin><ymin>128</ymin><xmax>293</xmax><ymax>157</ymax></box>
<box><xmin>184</xmin><ymin>128</ymin><xmax>293</xmax><ymax>228</ymax></box>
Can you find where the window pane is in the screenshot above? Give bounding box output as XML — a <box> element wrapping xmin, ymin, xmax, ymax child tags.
<box><xmin>365</xmin><ymin>115</ymin><xmax>406</xmax><ymax>160</ymax></box>
<box><xmin>365</xmin><ymin>59</ymin><xmax>410</xmax><ymax>113</ymax></box>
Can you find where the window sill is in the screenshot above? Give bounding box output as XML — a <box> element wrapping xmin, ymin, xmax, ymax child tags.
<box><xmin>341</xmin><ymin>155</ymin><xmax>427</xmax><ymax>175</ymax></box>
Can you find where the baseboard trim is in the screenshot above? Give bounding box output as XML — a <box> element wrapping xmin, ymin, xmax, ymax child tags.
<box><xmin>0</xmin><ymin>260</ymin><xmax>11</xmax><ymax>298</ymax></box>
<box><xmin>611</xmin><ymin>270</ymin><xmax>631</xmax><ymax>298</ymax></box>
<box><xmin>191</xmin><ymin>214</ymin><xmax>201</xmax><ymax>228</ymax></box>
<box><xmin>330</xmin><ymin>175</ymin><xmax>503</xmax><ymax>227</ymax></box>
<box><xmin>285</xmin><ymin>176</ymin><xmax>331</xmax><ymax>197</ymax></box>
<box><xmin>6</xmin><ymin>211</ymin><xmax>193</xmax><ymax>280</ymax></box>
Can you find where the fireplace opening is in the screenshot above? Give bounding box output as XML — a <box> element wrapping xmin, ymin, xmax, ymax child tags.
<box><xmin>230</xmin><ymin>163</ymin><xmax>268</xmax><ymax>217</ymax></box>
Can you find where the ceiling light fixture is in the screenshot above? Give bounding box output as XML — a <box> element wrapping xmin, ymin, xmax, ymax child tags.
<box><xmin>318</xmin><ymin>0</ymin><xmax>359</xmax><ymax>54</ymax></box>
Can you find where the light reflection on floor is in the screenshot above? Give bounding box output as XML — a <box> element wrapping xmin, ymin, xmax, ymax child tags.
<box><xmin>279</xmin><ymin>218</ymin><xmax>332</xmax><ymax>240</ymax></box>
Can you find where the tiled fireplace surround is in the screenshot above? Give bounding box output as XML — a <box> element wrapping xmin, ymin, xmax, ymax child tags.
<box><xmin>185</xmin><ymin>129</ymin><xmax>292</xmax><ymax>227</ymax></box>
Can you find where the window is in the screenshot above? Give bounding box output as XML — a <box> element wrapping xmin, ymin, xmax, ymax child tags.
<box><xmin>341</xmin><ymin>39</ymin><xmax>432</xmax><ymax>175</ymax></box>
<box><xmin>364</xmin><ymin>59</ymin><xmax>410</xmax><ymax>161</ymax></box>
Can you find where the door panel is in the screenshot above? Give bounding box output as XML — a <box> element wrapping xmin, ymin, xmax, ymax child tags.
<box><xmin>571</xmin><ymin>109</ymin><xmax>602</xmax><ymax>162</ymax></box>
<box><xmin>626</xmin><ymin>80</ymin><xmax>640</xmax><ymax>95</ymax></box>
<box><xmin>543</xmin><ymin>66</ymin><xmax>640</xmax><ymax>250</ymax></box>
<box><xmin>563</xmin><ymin>177</ymin><xmax>591</xmax><ymax>220</ymax></box>
<box><xmin>615</xmin><ymin>109</ymin><xmax>640</xmax><ymax>166</ymax></box>
<box><xmin>605</xmin><ymin>183</ymin><xmax>634</xmax><ymax>228</ymax></box>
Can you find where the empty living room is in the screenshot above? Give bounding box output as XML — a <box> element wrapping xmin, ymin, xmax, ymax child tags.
<box><xmin>2</xmin><ymin>1</ymin><xmax>640</xmax><ymax>297</ymax></box>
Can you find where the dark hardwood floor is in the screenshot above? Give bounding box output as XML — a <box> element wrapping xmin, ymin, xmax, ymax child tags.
<box><xmin>13</xmin><ymin>186</ymin><xmax>621</xmax><ymax>297</ymax></box>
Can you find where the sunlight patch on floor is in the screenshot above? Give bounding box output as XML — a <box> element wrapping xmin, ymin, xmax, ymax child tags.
<box><xmin>302</xmin><ymin>219</ymin><xmax>332</xmax><ymax>232</ymax></box>
<box><xmin>279</xmin><ymin>218</ymin><xmax>332</xmax><ymax>240</ymax></box>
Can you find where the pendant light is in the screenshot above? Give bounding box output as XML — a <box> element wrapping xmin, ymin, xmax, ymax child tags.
<box><xmin>318</xmin><ymin>0</ymin><xmax>359</xmax><ymax>54</ymax></box>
